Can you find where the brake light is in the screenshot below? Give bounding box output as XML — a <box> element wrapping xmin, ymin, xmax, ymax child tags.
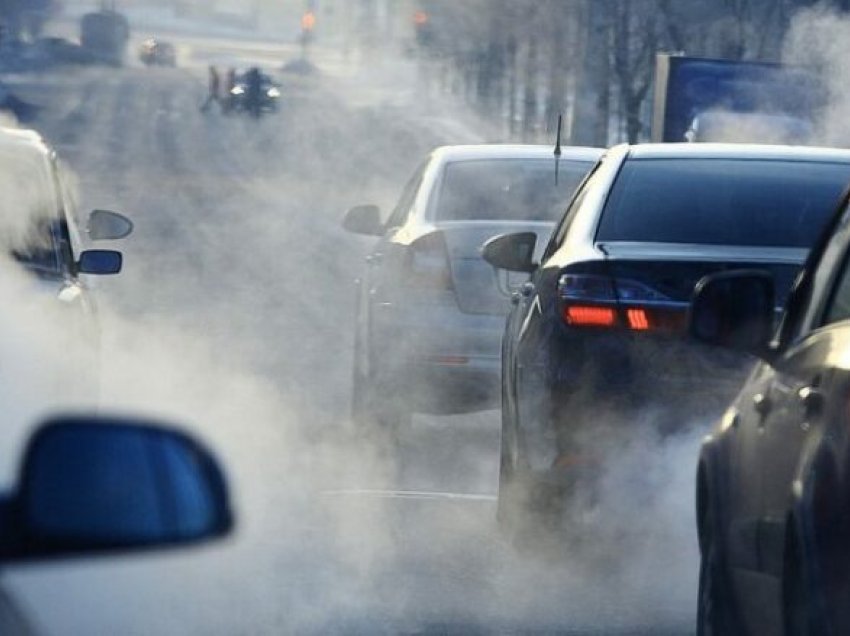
<box><xmin>564</xmin><ymin>305</ymin><xmax>617</xmax><ymax>327</ymax></box>
<box><xmin>406</xmin><ymin>232</ymin><xmax>453</xmax><ymax>290</ymax></box>
<box><xmin>557</xmin><ymin>273</ymin><xmax>685</xmax><ymax>333</ymax></box>
<box><xmin>626</xmin><ymin>308</ymin><xmax>650</xmax><ymax>331</ymax></box>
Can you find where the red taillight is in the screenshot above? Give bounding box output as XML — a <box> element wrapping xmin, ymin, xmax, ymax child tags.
<box><xmin>626</xmin><ymin>308</ymin><xmax>650</xmax><ymax>331</ymax></box>
<box><xmin>406</xmin><ymin>232</ymin><xmax>453</xmax><ymax>290</ymax></box>
<box><xmin>564</xmin><ymin>305</ymin><xmax>618</xmax><ymax>327</ymax></box>
<box><xmin>557</xmin><ymin>273</ymin><xmax>686</xmax><ymax>333</ymax></box>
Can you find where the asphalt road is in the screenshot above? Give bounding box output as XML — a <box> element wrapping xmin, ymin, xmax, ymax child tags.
<box><xmin>0</xmin><ymin>33</ymin><xmax>698</xmax><ymax>636</ymax></box>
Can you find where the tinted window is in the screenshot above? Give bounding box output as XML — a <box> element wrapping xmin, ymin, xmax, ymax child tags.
<box><xmin>437</xmin><ymin>158</ymin><xmax>593</xmax><ymax>222</ymax></box>
<box><xmin>596</xmin><ymin>158</ymin><xmax>850</xmax><ymax>247</ymax></box>
<box><xmin>545</xmin><ymin>160</ymin><xmax>604</xmax><ymax>258</ymax></box>
<box><xmin>822</xmin><ymin>209</ymin><xmax>850</xmax><ymax>327</ymax></box>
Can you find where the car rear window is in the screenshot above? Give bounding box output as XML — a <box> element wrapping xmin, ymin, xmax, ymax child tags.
<box><xmin>436</xmin><ymin>158</ymin><xmax>593</xmax><ymax>222</ymax></box>
<box><xmin>596</xmin><ymin>158</ymin><xmax>850</xmax><ymax>247</ymax></box>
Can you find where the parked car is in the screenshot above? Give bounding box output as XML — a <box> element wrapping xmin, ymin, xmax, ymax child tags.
<box><xmin>0</xmin><ymin>414</ymin><xmax>233</xmax><ymax>634</ymax></box>
<box><xmin>690</xmin><ymin>187</ymin><xmax>850</xmax><ymax>635</ymax></box>
<box><xmin>484</xmin><ymin>143</ymin><xmax>850</xmax><ymax>532</ymax></box>
<box><xmin>343</xmin><ymin>144</ymin><xmax>603</xmax><ymax>431</ymax></box>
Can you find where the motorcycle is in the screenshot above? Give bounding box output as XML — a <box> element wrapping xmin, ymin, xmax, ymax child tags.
<box><xmin>227</xmin><ymin>70</ymin><xmax>280</xmax><ymax>118</ymax></box>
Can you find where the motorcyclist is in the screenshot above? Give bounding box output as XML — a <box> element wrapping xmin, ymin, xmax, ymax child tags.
<box><xmin>244</xmin><ymin>66</ymin><xmax>263</xmax><ymax>118</ymax></box>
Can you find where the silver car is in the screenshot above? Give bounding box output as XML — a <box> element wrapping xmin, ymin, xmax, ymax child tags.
<box><xmin>343</xmin><ymin>144</ymin><xmax>603</xmax><ymax>429</ymax></box>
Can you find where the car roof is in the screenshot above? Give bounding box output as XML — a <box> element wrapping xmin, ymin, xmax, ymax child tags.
<box><xmin>625</xmin><ymin>142</ymin><xmax>850</xmax><ymax>161</ymax></box>
<box><xmin>431</xmin><ymin>144</ymin><xmax>604</xmax><ymax>163</ymax></box>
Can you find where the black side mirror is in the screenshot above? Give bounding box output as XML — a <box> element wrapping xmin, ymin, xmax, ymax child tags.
<box><xmin>481</xmin><ymin>232</ymin><xmax>538</xmax><ymax>273</ymax></box>
<box><xmin>87</xmin><ymin>209</ymin><xmax>134</xmax><ymax>241</ymax></box>
<box><xmin>690</xmin><ymin>270</ymin><xmax>775</xmax><ymax>357</ymax></box>
<box><xmin>342</xmin><ymin>205</ymin><xmax>383</xmax><ymax>237</ymax></box>
<box><xmin>1</xmin><ymin>415</ymin><xmax>233</xmax><ymax>562</ymax></box>
<box><xmin>78</xmin><ymin>249</ymin><xmax>122</xmax><ymax>275</ymax></box>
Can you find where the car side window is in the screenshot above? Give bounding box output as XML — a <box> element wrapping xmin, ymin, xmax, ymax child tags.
<box><xmin>385</xmin><ymin>161</ymin><xmax>427</xmax><ymax>231</ymax></box>
<box><xmin>543</xmin><ymin>161</ymin><xmax>601</xmax><ymax>260</ymax></box>
<box><xmin>821</xmin><ymin>248</ymin><xmax>850</xmax><ymax>326</ymax></box>
<box><xmin>775</xmin><ymin>200</ymin><xmax>850</xmax><ymax>344</ymax></box>
<box><xmin>51</xmin><ymin>164</ymin><xmax>78</xmax><ymax>272</ymax></box>
<box><xmin>14</xmin><ymin>218</ymin><xmax>62</xmax><ymax>275</ymax></box>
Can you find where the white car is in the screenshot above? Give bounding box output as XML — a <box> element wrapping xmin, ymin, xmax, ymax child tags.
<box><xmin>0</xmin><ymin>128</ymin><xmax>133</xmax><ymax>402</ymax></box>
<box><xmin>343</xmin><ymin>144</ymin><xmax>603</xmax><ymax>429</ymax></box>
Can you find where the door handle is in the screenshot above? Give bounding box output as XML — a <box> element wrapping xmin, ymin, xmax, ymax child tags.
<box><xmin>797</xmin><ymin>386</ymin><xmax>824</xmax><ymax>417</ymax></box>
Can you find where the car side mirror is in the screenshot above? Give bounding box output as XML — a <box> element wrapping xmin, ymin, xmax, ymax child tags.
<box><xmin>481</xmin><ymin>232</ymin><xmax>538</xmax><ymax>273</ymax></box>
<box><xmin>87</xmin><ymin>210</ymin><xmax>133</xmax><ymax>241</ymax></box>
<box><xmin>689</xmin><ymin>270</ymin><xmax>775</xmax><ymax>358</ymax></box>
<box><xmin>0</xmin><ymin>415</ymin><xmax>233</xmax><ymax>562</ymax></box>
<box><xmin>342</xmin><ymin>205</ymin><xmax>383</xmax><ymax>237</ymax></box>
<box><xmin>78</xmin><ymin>249</ymin><xmax>122</xmax><ymax>275</ymax></box>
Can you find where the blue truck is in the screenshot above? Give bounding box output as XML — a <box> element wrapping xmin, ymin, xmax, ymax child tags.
<box><xmin>650</xmin><ymin>53</ymin><xmax>824</xmax><ymax>144</ymax></box>
<box><xmin>80</xmin><ymin>7</ymin><xmax>129</xmax><ymax>66</ymax></box>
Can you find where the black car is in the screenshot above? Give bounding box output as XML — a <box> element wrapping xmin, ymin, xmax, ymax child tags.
<box><xmin>691</xmin><ymin>188</ymin><xmax>850</xmax><ymax>634</ymax></box>
<box><xmin>483</xmin><ymin>143</ymin><xmax>850</xmax><ymax>531</ymax></box>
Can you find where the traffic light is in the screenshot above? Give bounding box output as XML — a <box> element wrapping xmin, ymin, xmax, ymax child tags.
<box><xmin>301</xmin><ymin>11</ymin><xmax>316</xmax><ymax>34</ymax></box>
<box><xmin>414</xmin><ymin>9</ymin><xmax>434</xmax><ymax>47</ymax></box>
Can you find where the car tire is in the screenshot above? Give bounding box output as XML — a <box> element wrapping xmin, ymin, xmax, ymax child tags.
<box><xmin>496</xmin><ymin>403</ymin><xmax>563</xmax><ymax>548</ymax></box>
<box><xmin>697</xmin><ymin>515</ymin><xmax>742</xmax><ymax>636</ymax></box>
<box><xmin>351</xmin><ymin>354</ymin><xmax>411</xmax><ymax>437</ymax></box>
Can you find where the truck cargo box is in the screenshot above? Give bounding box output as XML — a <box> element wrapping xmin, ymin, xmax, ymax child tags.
<box><xmin>651</xmin><ymin>53</ymin><xmax>823</xmax><ymax>143</ymax></box>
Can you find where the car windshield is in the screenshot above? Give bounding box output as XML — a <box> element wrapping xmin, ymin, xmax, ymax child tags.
<box><xmin>0</xmin><ymin>149</ymin><xmax>60</xmax><ymax>265</ymax></box>
<box><xmin>596</xmin><ymin>158</ymin><xmax>850</xmax><ymax>247</ymax></box>
<box><xmin>436</xmin><ymin>158</ymin><xmax>593</xmax><ymax>222</ymax></box>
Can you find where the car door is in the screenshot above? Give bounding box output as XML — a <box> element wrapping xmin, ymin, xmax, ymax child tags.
<box><xmin>756</xmin><ymin>229</ymin><xmax>850</xmax><ymax>579</ymax></box>
<box><xmin>510</xmin><ymin>165</ymin><xmax>601</xmax><ymax>467</ymax></box>
<box><xmin>722</xmin><ymin>360</ymin><xmax>773</xmax><ymax>580</ymax></box>
<box><xmin>357</xmin><ymin>161</ymin><xmax>428</xmax><ymax>373</ymax></box>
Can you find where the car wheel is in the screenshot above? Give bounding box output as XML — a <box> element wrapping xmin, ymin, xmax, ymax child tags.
<box><xmin>697</xmin><ymin>520</ymin><xmax>741</xmax><ymax>636</ymax></box>
<box><xmin>496</xmin><ymin>396</ymin><xmax>562</xmax><ymax>548</ymax></box>
<box><xmin>351</xmin><ymin>347</ymin><xmax>411</xmax><ymax>437</ymax></box>
<box><xmin>496</xmin><ymin>387</ymin><xmax>521</xmax><ymax>526</ymax></box>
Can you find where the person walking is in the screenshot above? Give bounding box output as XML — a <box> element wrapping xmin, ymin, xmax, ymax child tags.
<box><xmin>222</xmin><ymin>67</ymin><xmax>237</xmax><ymax>113</ymax></box>
<box><xmin>200</xmin><ymin>65</ymin><xmax>220</xmax><ymax>112</ymax></box>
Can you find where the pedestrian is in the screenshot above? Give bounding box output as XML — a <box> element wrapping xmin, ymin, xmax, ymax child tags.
<box><xmin>200</xmin><ymin>65</ymin><xmax>220</xmax><ymax>113</ymax></box>
<box><xmin>223</xmin><ymin>67</ymin><xmax>237</xmax><ymax>114</ymax></box>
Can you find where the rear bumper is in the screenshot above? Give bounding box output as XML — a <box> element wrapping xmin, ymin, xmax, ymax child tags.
<box><xmin>404</xmin><ymin>354</ymin><xmax>501</xmax><ymax>413</ymax></box>
<box><xmin>518</xmin><ymin>329</ymin><xmax>752</xmax><ymax>475</ymax></box>
<box><xmin>370</xmin><ymin>296</ymin><xmax>505</xmax><ymax>412</ymax></box>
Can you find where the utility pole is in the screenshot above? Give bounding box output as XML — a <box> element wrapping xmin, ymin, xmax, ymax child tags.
<box><xmin>570</xmin><ymin>0</ymin><xmax>611</xmax><ymax>147</ymax></box>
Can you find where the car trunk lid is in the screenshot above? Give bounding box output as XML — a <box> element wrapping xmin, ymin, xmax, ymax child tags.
<box><xmin>441</xmin><ymin>221</ymin><xmax>555</xmax><ymax>315</ymax></box>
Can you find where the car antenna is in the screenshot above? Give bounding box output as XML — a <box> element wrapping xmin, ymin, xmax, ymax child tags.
<box><xmin>554</xmin><ymin>113</ymin><xmax>563</xmax><ymax>186</ymax></box>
